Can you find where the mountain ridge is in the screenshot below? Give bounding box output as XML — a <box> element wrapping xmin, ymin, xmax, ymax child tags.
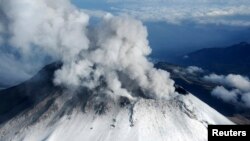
<box><xmin>177</xmin><ymin>42</ymin><xmax>250</xmax><ymax>76</ymax></box>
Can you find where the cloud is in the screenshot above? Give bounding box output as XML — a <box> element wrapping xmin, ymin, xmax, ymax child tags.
<box><xmin>0</xmin><ymin>22</ymin><xmax>4</xmax><ymax>45</ymax></box>
<box><xmin>186</xmin><ymin>66</ymin><xmax>204</xmax><ymax>74</ymax></box>
<box><xmin>72</xmin><ymin>0</ymin><xmax>250</xmax><ymax>26</ymax></box>
<box><xmin>105</xmin><ymin>0</ymin><xmax>250</xmax><ymax>26</ymax></box>
<box><xmin>241</xmin><ymin>93</ymin><xmax>250</xmax><ymax>108</ymax></box>
<box><xmin>211</xmin><ymin>86</ymin><xmax>238</xmax><ymax>103</ymax></box>
<box><xmin>203</xmin><ymin>74</ymin><xmax>225</xmax><ymax>84</ymax></box>
<box><xmin>0</xmin><ymin>49</ymin><xmax>52</xmax><ymax>88</ymax></box>
<box><xmin>0</xmin><ymin>0</ymin><xmax>176</xmax><ymax>100</ymax></box>
<box><xmin>204</xmin><ymin>73</ymin><xmax>250</xmax><ymax>108</ymax></box>
<box><xmin>0</xmin><ymin>0</ymin><xmax>89</xmax><ymax>88</ymax></box>
<box><xmin>204</xmin><ymin>74</ymin><xmax>250</xmax><ymax>92</ymax></box>
<box><xmin>106</xmin><ymin>0</ymin><xmax>250</xmax><ymax>4</ymax></box>
<box><xmin>172</xmin><ymin>66</ymin><xmax>204</xmax><ymax>76</ymax></box>
<box><xmin>211</xmin><ymin>86</ymin><xmax>250</xmax><ymax>108</ymax></box>
<box><xmin>0</xmin><ymin>52</ymin><xmax>32</xmax><ymax>86</ymax></box>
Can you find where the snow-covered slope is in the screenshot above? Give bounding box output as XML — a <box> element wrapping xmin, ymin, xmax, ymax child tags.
<box><xmin>0</xmin><ymin>90</ymin><xmax>233</xmax><ymax>141</ymax></box>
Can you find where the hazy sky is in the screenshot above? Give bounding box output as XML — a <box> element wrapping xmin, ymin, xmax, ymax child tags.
<box><xmin>73</xmin><ymin>0</ymin><xmax>250</xmax><ymax>59</ymax></box>
<box><xmin>73</xmin><ymin>0</ymin><xmax>250</xmax><ymax>26</ymax></box>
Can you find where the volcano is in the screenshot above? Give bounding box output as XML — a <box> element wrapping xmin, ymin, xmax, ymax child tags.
<box><xmin>0</xmin><ymin>63</ymin><xmax>233</xmax><ymax>141</ymax></box>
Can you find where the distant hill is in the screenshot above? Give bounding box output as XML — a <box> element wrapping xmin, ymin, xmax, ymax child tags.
<box><xmin>0</xmin><ymin>83</ymin><xmax>15</xmax><ymax>90</ymax></box>
<box><xmin>0</xmin><ymin>83</ymin><xmax>6</xmax><ymax>90</ymax></box>
<box><xmin>178</xmin><ymin>42</ymin><xmax>250</xmax><ymax>76</ymax></box>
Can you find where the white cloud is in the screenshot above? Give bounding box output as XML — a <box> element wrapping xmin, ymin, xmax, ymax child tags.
<box><xmin>204</xmin><ymin>73</ymin><xmax>250</xmax><ymax>108</ymax></box>
<box><xmin>186</xmin><ymin>66</ymin><xmax>204</xmax><ymax>74</ymax></box>
<box><xmin>106</xmin><ymin>0</ymin><xmax>250</xmax><ymax>26</ymax></box>
<box><xmin>211</xmin><ymin>86</ymin><xmax>238</xmax><ymax>103</ymax></box>
<box><xmin>0</xmin><ymin>0</ymin><xmax>90</xmax><ymax>88</ymax></box>
<box><xmin>204</xmin><ymin>74</ymin><xmax>250</xmax><ymax>92</ymax></box>
<box><xmin>241</xmin><ymin>93</ymin><xmax>250</xmax><ymax>108</ymax></box>
<box><xmin>203</xmin><ymin>73</ymin><xmax>224</xmax><ymax>84</ymax></box>
<box><xmin>172</xmin><ymin>66</ymin><xmax>204</xmax><ymax>76</ymax></box>
<box><xmin>225</xmin><ymin>74</ymin><xmax>250</xmax><ymax>92</ymax></box>
<box><xmin>0</xmin><ymin>52</ymin><xmax>33</xmax><ymax>87</ymax></box>
<box><xmin>0</xmin><ymin>18</ymin><xmax>5</xmax><ymax>46</ymax></box>
<box><xmin>106</xmin><ymin>0</ymin><xmax>250</xmax><ymax>4</ymax></box>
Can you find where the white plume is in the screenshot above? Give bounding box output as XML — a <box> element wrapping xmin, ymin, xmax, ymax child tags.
<box><xmin>0</xmin><ymin>0</ymin><xmax>176</xmax><ymax>99</ymax></box>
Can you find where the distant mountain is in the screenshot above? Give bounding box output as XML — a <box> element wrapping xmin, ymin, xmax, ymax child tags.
<box><xmin>0</xmin><ymin>83</ymin><xmax>11</xmax><ymax>90</ymax></box>
<box><xmin>0</xmin><ymin>63</ymin><xmax>233</xmax><ymax>141</ymax></box>
<box><xmin>0</xmin><ymin>84</ymin><xmax>6</xmax><ymax>90</ymax></box>
<box><xmin>178</xmin><ymin>42</ymin><xmax>250</xmax><ymax>76</ymax></box>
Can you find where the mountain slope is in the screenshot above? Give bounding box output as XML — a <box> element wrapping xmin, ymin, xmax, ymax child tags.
<box><xmin>155</xmin><ymin>62</ymin><xmax>250</xmax><ymax>124</ymax></box>
<box><xmin>0</xmin><ymin>63</ymin><xmax>62</xmax><ymax>124</ymax></box>
<box><xmin>0</xmin><ymin>63</ymin><xmax>233</xmax><ymax>141</ymax></box>
<box><xmin>179</xmin><ymin>42</ymin><xmax>250</xmax><ymax>76</ymax></box>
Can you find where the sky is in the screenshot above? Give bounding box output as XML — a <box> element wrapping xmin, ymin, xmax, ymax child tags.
<box><xmin>73</xmin><ymin>0</ymin><xmax>250</xmax><ymax>59</ymax></box>
<box><xmin>0</xmin><ymin>0</ymin><xmax>250</xmax><ymax>89</ymax></box>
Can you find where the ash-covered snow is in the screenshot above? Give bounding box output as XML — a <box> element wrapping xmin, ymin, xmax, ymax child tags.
<box><xmin>0</xmin><ymin>92</ymin><xmax>233</xmax><ymax>141</ymax></box>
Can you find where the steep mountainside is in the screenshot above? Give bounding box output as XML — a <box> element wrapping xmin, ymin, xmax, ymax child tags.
<box><xmin>0</xmin><ymin>63</ymin><xmax>233</xmax><ymax>141</ymax></box>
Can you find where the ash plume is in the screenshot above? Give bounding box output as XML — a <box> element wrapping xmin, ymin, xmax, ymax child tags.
<box><xmin>0</xmin><ymin>0</ymin><xmax>176</xmax><ymax>100</ymax></box>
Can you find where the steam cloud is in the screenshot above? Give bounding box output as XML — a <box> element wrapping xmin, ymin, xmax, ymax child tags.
<box><xmin>0</xmin><ymin>0</ymin><xmax>176</xmax><ymax>99</ymax></box>
<box><xmin>204</xmin><ymin>74</ymin><xmax>250</xmax><ymax>108</ymax></box>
